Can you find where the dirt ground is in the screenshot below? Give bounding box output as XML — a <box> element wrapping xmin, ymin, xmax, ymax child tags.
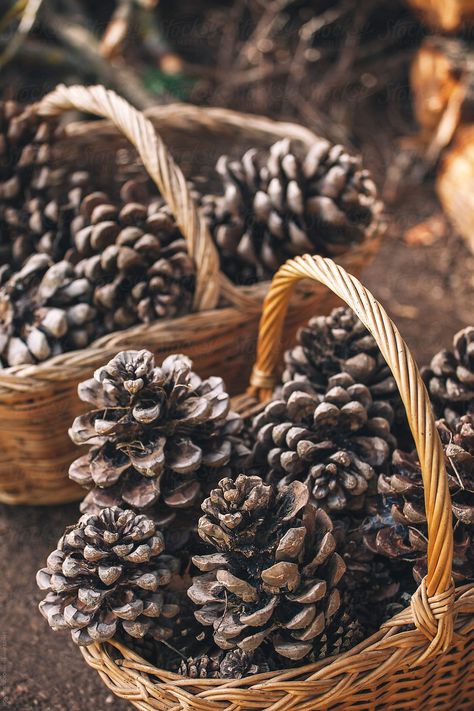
<box><xmin>1</xmin><ymin>196</ymin><xmax>473</xmax><ymax>710</ymax></box>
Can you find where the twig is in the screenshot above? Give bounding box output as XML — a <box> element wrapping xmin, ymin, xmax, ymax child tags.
<box><xmin>0</xmin><ymin>0</ymin><xmax>44</xmax><ymax>70</ymax></box>
<box><xmin>283</xmin><ymin>2</ymin><xmax>351</xmax><ymax>112</ymax></box>
<box><xmin>0</xmin><ymin>35</ymin><xmax>80</xmax><ymax>70</ymax></box>
<box><xmin>287</xmin><ymin>92</ymin><xmax>352</xmax><ymax>146</ymax></box>
<box><xmin>216</xmin><ymin>0</ymin><xmax>246</xmax><ymax>71</ymax></box>
<box><xmin>313</xmin><ymin>0</ymin><xmax>376</xmax><ymax>104</ymax></box>
<box><xmin>184</xmin><ymin>60</ymin><xmax>290</xmax><ymax>88</ymax></box>
<box><xmin>100</xmin><ymin>0</ymin><xmax>134</xmax><ymax>60</ymax></box>
<box><xmin>0</xmin><ymin>0</ymin><xmax>27</xmax><ymax>33</ymax></box>
<box><xmin>137</xmin><ymin>5</ymin><xmax>184</xmax><ymax>75</ymax></box>
<box><xmin>42</xmin><ymin>5</ymin><xmax>159</xmax><ymax>109</ymax></box>
<box><xmin>424</xmin><ymin>83</ymin><xmax>465</xmax><ymax>167</ymax></box>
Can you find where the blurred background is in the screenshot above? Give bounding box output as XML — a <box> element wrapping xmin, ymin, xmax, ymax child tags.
<box><xmin>1</xmin><ymin>0</ymin><xmax>474</xmax><ymax>708</ymax></box>
<box><xmin>1</xmin><ymin>0</ymin><xmax>472</xmax><ymax>361</ymax></box>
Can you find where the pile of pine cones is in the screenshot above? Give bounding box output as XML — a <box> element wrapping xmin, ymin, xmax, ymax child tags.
<box><xmin>0</xmin><ymin>99</ymin><xmax>381</xmax><ymax>367</ymax></box>
<box><xmin>37</xmin><ymin>308</ymin><xmax>474</xmax><ymax>679</ymax></box>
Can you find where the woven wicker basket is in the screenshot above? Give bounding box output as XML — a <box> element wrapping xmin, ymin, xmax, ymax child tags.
<box><xmin>0</xmin><ymin>85</ymin><xmax>381</xmax><ymax>506</ymax></box>
<box><xmin>78</xmin><ymin>254</ymin><xmax>473</xmax><ymax>710</ymax></box>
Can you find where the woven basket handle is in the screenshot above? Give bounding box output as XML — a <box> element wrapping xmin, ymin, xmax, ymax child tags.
<box><xmin>249</xmin><ymin>254</ymin><xmax>455</xmax><ymax>662</ymax></box>
<box><xmin>37</xmin><ymin>84</ymin><xmax>220</xmax><ymax>312</ymax></box>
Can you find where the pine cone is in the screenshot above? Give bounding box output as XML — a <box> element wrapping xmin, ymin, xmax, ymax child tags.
<box><xmin>282</xmin><ymin>307</ymin><xmax>412</xmax><ymax>448</ymax></box>
<box><xmin>218</xmin><ymin>648</ymin><xmax>264</xmax><ymax>678</ymax></box>
<box><xmin>365</xmin><ymin>415</ymin><xmax>474</xmax><ymax>583</ymax></box>
<box><xmin>72</xmin><ymin>181</ymin><xmax>195</xmax><ymax>328</ymax></box>
<box><xmin>0</xmin><ymin>101</ymin><xmax>64</xmax><ymax>271</ymax></box>
<box><xmin>204</xmin><ymin>138</ymin><xmax>382</xmax><ymax>284</ymax></box>
<box><xmin>178</xmin><ymin>647</ymin><xmax>269</xmax><ymax>679</ymax></box>
<box><xmin>283</xmin><ymin>307</ymin><xmax>397</xmax><ymax>400</ymax></box>
<box><xmin>333</xmin><ymin>519</ymin><xmax>401</xmax><ymax>633</ymax></box>
<box><xmin>0</xmin><ymin>253</ymin><xmax>98</xmax><ymax>366</ymax></box>
<box><xmin>310</xmin><ymin>598</ymin><xmax>365</xmax><ymax>661</ymax></box>
<box><xmin>188</xmin><ymin>475</ymin><xmax>346</xmax><ymax>662</ymax></box>
<box><xmin>422</xmin><ymin>327</ymin><xmax>474</xmax><ymax>423</ymax></box>
<box><xmin>179</xmin><ymin>652</ymin><xmax>222</xmax><ymax>678</ymax></box>
<box><xmin>69</xmin><ymin>350</ymin><xmax>249</xmax><ymax>516</ymax></box>
<box><xmin>252</xmin><ymin>372</ymin><xmax>394</xmax><ymax>512</ymax></box>
<box><xmin>37</xmin><ymin>507</ymin><xmax>182</xmax><ymax>646</ymax></box>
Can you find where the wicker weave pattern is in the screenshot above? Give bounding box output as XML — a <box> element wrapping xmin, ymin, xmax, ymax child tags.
<box><xmin>77</xmin><ymin>255</ymin><xmax>471</xmax><ymax>710</ymax></box>
<box><xmin>79</xmin><ymin>585</ymin><xmax>474</xmax><ymax>711</ymax></box>
<box><xmin>0</xmin><ymin>89</ymin><xmax>381</xmax><ymax>505</ymax></box>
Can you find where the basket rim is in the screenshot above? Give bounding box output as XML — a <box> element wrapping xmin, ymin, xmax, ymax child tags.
<box><xmin>67</xmin><ymin>101</ymin><xmax>321</xmax><ymax>147</ymax></box>
<box><xmin>78</xmin><ymin>584</ymin><xmax>474</xmax><ymax>710</ymax></box>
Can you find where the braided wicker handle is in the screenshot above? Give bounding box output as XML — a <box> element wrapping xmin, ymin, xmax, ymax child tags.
<box><xmin>249</xmin><ymin>254</ymin><xmax>455</xmax><ymax>663</ymax></box>
<box><xmin>37</xmin><ymin>84</ymin><xmax>220</xmax><ymax>312</ymax></box>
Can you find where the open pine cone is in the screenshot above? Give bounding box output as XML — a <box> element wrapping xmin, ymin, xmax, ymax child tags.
<box><xmin>0</xmin><ymin>253</ymin><xmax>98</xmax><ymax>366</ymax></box>
<box><xmin>252</xmin><ymin>372</ymin><xmax>394</xmax><ymax>512</ymax></box>
<box><xmin>202</xmin><ymin>138</ymin><xmax>382</xmax><ymax>284</ymax></box>
<box><xmin>365</xmin><ymin>415</ymin><xmax>474</xmax><ymax>584</ymax></box>
<box><xmin>283</xmin><ymin>307</ymin><xmax>397</xmax><ymax>400</ymax></box>
<box><xmin>72</xmin><ymin>180</ymin><xmax>196</xmax><ymax>329</ymax></box>
<box><xmin>69</xmin><ymin>350</ymin><xmax>249</xmax><ymax>517</ymax></box>
<box><xmin>282</xmin><ymin>307</ymin><xmax>411</xmax><ymax>447</ymax></box>
<box><xmin>188</xmin><ymin>474</ymin><xmax>346</xmax><ymax>662</ymax></box>
<box><xmin>37</xmin><ymin>507</ymin><xmax>183</xmax><ymax>645</ymax></box>
<box><xmin>422</xmin><ymin>326</ymin><xmax>474</xmax><ymax>424</ymax></box>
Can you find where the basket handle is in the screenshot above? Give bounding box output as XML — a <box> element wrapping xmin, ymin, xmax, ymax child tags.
<box><xmin>36</xmin><ymin>84</ymin><xmax>220</xmax><ymax>312</ymax></box>
<box><xmin>249</xmin><ymin>254</ymin><xmax>455</xmax><ymax>662</ymax></box>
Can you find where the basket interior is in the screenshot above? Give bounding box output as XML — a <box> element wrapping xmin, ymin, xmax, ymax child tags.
<box><xmin>56</xmin><ymin>105</ymin><xmax>316</xmax><ymax>198</ymax></box>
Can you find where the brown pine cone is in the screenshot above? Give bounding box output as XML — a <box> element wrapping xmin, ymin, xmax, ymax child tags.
<box><xmin>365</xmin><ymin>415</ymin><xmax>474</xmax><ymax>584</ymax></box>
<box><xmin>179</xmin><ymin>652</ymin><xmax>222</xmax><ymax>679</ymax></box>
<box><xmin>37</xmin><ymin>507</ymin><xmax>183</xmax><ymax>646</ymax></box>
<box><xmin>188</xmin><ymin>475</ymin><xmax>346</xmax><ymax>662</ymax></box>
<box><xmin>282</xmin><ymin>307</ymin><xmax>411</xmax><ymax>448</ymax></box>
<box><xmin>251</xmin><ymin>372</ymin><xmax>394</xmax><ymax>512</ymax></box>
<box><xmin>334</xmin><ymin>520</ymin><xmax>402</xmax><ymax>633</ymax></box>
<box><xmin>177</xmin><ymin>646</ymin><xmax>271</xmax><ymax>679</ymax></box>
<box><xmin>0</xmin><ymin>101</ymin><xmax>64</xmax><ymax>271</ymax></box>
<box><xmin>381</xmin><ymin>591</ymin><xmax>412</xmax><ymax>624</ymax></box>
<box><xmin>218</xmin><ymin>648</ymin><xmax>267</xmax><ymax>678</ymax></box>
<box><xmin>0</xmin><ymin>253</ymin><xmax>98</xmax><ymax>367</ymax></box>
<box><xmin>283</xmin><ymin>307</ymin><xmax>397</xmax><ymax>402</ymax></box>
<box><xmin>204</xmin><ymin>138</ymin><xmax>382</xmax><ymax>284</ymax></box>
<box><xmin>72</xmin><ymin>181</ymin><xmax>195</xmax><ymax>328</ymax></box>
<box><xmin>310</xmin><ymin>595</ymin><xmax>365</xmax><ymax>661</ymax></box>
<box><xmin>422</xmin><ymin>327</ymin><xmax>474</xmax><ymax>424</ymax></box>
<box><xmin>69</xmin><ymin>350</ymin><xmax>249</xmax><ymax>516</ymax></box>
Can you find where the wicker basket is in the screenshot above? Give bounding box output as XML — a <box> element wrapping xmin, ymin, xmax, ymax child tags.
<box><xmin>78</xmin><ymin>254</ymin><xmax>473</xmax><ymax>710</ymax></box>
<box><xmin>0</xmin><ymin>85</ymin><xmax>381</xmax><ymax>506</ymax></box>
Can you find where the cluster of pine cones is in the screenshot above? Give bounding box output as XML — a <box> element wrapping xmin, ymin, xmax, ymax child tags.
<box><xmin>36</xmin><ymin>304</ymin><xmax>474</xmax><ymax>679</ymax></box>
<box><xmin>0</xmin><ymin>99</ymin><xmax>381</xmax><ymax>367</ymax></box>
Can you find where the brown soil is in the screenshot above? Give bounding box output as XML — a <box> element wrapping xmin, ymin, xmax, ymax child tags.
<box><xmin>365</xmin><ymin>213</ymin><xmax>474</xmax><ymax>365</ymax></box>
